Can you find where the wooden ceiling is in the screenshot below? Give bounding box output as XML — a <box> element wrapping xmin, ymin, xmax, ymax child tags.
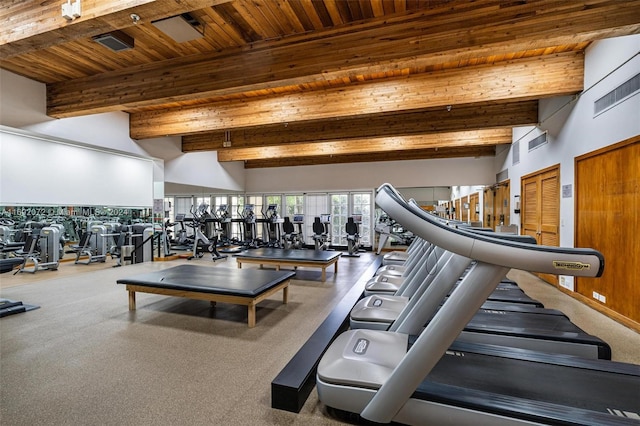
<box><xmin>2</xmin><ymin>0</ymin><xmax>639</xmax><ymax>168</ymax></box>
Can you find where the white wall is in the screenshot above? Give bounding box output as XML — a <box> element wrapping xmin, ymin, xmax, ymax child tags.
<box><xmin>0</xmin><ymin>69</ymin><xmax>246</xmax><ymax>203</ymax></box>
<box><xmin>245</xmin><ymin>156</ymin><xmax>496</xmax><ymax>193</ymax></box>
<box><xmin>500</xmin><ymin>34</ymin><xmax>640</xmax><ymax>247</ymax></box>
<box><xmin>0</xmin><ymin>126</ymin><xmax>154</xmax><ymax>207</ymax></box>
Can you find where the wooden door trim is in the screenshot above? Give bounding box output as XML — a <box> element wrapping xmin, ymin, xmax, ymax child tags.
<box><xmin>521</xmin><ymin>162</ymin><xmax>560</xmax><ymax>181</ymax></box>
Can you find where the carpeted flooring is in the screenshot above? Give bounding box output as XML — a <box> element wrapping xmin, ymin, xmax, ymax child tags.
<box><xmin>1</xmin><ymin>253</ymin><xmax>638</xmax><ymax>425</ymax></box>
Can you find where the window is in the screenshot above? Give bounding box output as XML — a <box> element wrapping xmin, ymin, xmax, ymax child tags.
<box><xmin>351</xmin><ymin>192</ymin><xmax>372</xmax><ymax>245</ymax></box>
<box><xmin>331</xmin><ymin>193</ymin><xmax>348</xmax><ymax>246</ymax></box>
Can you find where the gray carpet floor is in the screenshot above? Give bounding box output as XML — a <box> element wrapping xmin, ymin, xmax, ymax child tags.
<box><xmin>1</xmin><ymin>253</ymin><xmax>638</xmax><ymax>425</ymax></box>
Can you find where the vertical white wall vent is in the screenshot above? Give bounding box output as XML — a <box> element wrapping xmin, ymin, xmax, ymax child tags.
<box><xmin>512</xmin><ymin>140</ymin><xmax>520</xmax><ymax>165</ymax></box>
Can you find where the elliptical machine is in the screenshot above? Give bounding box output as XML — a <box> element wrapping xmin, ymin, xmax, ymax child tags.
<box><xmin>262</xmin><ymin>204</ymin><xmax>284</xmax><ymax>248</ymax></box>
<box><xmin>187</xmin><ymin>204</ymin><xmax>226</xmax><ymax>261</ymax></box>
<box><xmin>239</xmin><ymin>204</ymin><xmax>260</xmax><ymax>249</ymax></box>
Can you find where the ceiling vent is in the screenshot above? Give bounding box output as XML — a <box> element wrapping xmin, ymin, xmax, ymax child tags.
<box><xmin>93</xmin><ymin>30</ymin><xmax>134</xmax><ymax>52</ymax></box>
<box><xmin>152</xmin><ymin>13</ymin><xmax>204</xmax><ymax>43</ymax></box>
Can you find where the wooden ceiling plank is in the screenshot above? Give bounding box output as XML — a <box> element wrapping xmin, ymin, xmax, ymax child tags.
<box><xmin>201</xmin><ymin>6</ymin><xmax>250</xmax><ymax>48</ymax></box>
<box><xmin>182</xmin><ymin>100</ymin><xmax>538</xmax><ymax>151</ymax></box>
<box><xmin>129</xmin><ymin>53</ymin><xmax>581</xmax><ymax>139</ymax></box>
<box><xmin>44</xmin><ymin>0</ymin><xmax>640</xmax><ymax>117</ymax></box>
<box><xmin>370</xmin><ymin>0</ymin><xmax>386</xmax><ymax>18</ymax></box>
<box><xmin>232</xmin><ymin>0</ymin><xmax>280</xmax><ymax>40</ymax></box>
<box><xmin>323</xmin><ymin>0</ymin><xmax>346</xmax><ymax>25</ymax></box>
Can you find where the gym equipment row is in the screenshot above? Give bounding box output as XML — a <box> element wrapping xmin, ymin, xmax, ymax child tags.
<box><xmin>314</xmin><ymin>183</ymin><xmax>639</xmax><ymax>425</ymax></box>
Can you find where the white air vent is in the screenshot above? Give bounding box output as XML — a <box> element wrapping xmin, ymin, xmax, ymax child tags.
<box><xmin>594</xmin><ymin>73</ymin><xmax>640</xmax><ymax>115</ymax></box>
<box><xmin>528</xmin><ymin>132</ymin><xmax>548</xmax><ymax>152</ymax></box>
<box><xmin>512</xmin><ymin>140</ymin><xmax>520</xmax><ymax>165</ymax></box>
<box><xmin>93</xmin><ymin>31</ymin><xmax>134</xmax><ymax>52</ymax></box>
<box><xmin>152</xmin><ymin>13</ymin><xmax>204</xmax><ymax>43</ymax></box>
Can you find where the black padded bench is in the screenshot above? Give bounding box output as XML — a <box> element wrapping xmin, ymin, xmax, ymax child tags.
<box><xmin>117</xmin><ymin>265</ymin><xmax>295</xmax><ymax>328</ymax></box>
<box><xmin>235</xmin><ymin>248</ymin><xmax>341</xmax><ymax>281</ymax></box>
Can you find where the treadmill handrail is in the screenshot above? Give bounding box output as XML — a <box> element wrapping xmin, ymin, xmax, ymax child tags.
<box><xmin>376</xmin><ymin>183</ymin><xmax>604</xmax><ymax>277</ymax></box>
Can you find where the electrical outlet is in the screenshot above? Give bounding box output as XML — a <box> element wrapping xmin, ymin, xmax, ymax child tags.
<box><xmin>599</xmin><ymin>294</ymin><xmax>606</xmax><ymax>304</ymax></box>
<box><xmin>592</xmin><ymin>291</ymin><xmax>599</xmax><ymax>300</ymax></box>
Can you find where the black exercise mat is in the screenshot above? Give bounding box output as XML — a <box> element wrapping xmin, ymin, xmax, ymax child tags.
<box><xmin>0</xmin><ymin>298</ymin><xmax>40</xmax><ymax>318</ymax></box>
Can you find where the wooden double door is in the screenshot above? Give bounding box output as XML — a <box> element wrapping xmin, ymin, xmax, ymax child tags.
<box><xmin>521</xmin><ymin>165</ymin><xmax>560</xmax><ymax>285</ymax></box>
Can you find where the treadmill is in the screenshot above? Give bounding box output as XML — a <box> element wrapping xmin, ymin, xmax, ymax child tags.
<box><xmin>350</xmin><ymin>202</ymin><xmax>610</xmax><ymax>359</ymax></box>
<box><xmin>316</xmin><ymin>183</ymin><xmax>640</xmax><ymax>425</ymax></box>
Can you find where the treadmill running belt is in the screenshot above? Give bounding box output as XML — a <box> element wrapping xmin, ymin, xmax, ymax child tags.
<box><xmin>413</xmin><ymin>341</ymin><xmax>640</xmax><ymax>425</ymax></box>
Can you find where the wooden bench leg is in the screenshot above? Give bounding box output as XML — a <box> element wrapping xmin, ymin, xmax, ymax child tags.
<box><xmin>321</xmin><ymin>267</ymin><xmax>326</xmax><ymax>282</ymax></box>
<box><xmin>128</xmin><ymin>291</ymin><xmax>136</xmax><ymax>310</ymax></box>
<box><xmin>248</xmin><ymin>303</ymin><xmax>256</xmax><ymax>328</ymax></box>
<box><xmin>283</xmin><ymin>284</ymin><xmax>289</xmax><ymax>304</ymax></box>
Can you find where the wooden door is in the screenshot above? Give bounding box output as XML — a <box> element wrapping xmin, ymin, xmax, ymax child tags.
<box><xmin>494</xmin><ymin>181</ymin><xmax>510</xmax><ymax>227</ymax></box>
<box><xmin>469</xmin><ymin>192</ymin><xmax>480</xmax><ymax>225</ymax></box>
<box><xmin>461</xmin><ymin>195</ymin><xmax>469</xmax><ymax>223</ymax></box>
<box><xmin>575</xmin><ymin>137</ymin><xmax>639</xmax><ymax>327</ymax></box>
<box><xmin>454</xmin><ymin>198</ymin><xmax>461</xmax><ymax>221</ymax></box>
<box><xmin>484</xmin><ymin>188</ymin><xmax>494</xmax><ymax>229</ymax></box>
<box><xmin>521</xmin><ymin>165</ymin><xmax>560</xmax><ymax>285</ymax></box>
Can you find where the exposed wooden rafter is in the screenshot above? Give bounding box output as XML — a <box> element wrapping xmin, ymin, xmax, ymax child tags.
<box><xmin>243</xmin><ymin>145</ymin><xmax>498</xmax><ymax>168</ymax></box>
<box><xmin>130</xmin><ymin>53</ymin><xmax>581</xmax><ymax>139</ymax></box>
<box><xmin>216</xmin><ymin>129</ymin><xmax>511</xmax><ymax>162</ymax></box>
<box><xmin>182</xmin><ymin>101</ymin><xmax>538</xmax><ymax>151</ymax></box>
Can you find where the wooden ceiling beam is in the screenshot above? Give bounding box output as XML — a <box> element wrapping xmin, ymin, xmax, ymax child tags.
<box><xmin>216</xmin><ymin>129</ymin><xmax>511</xmax><ymax>162</ymax></box>
<box><xmin>131</xmin><ymin>53</ymin><xmax>580</xmax><ymax>139</ymax></box>
<box><xmin>45</xmin><ymin>0</ymin><xmax>639</xmax><ymax>117</ymax></box>
<box><xmin>182</xmin><ymin>100</ymin><xmax>537</xmax><ymax>151</ymax></box>
<box><xmin>0</xmin><ymin>0</ymin><xmax>234</xmax><ymax>59</ymax></box>
<box><xmin>243</xmin><ymin>145</ymin><xmax>498</xmax><ymax>169</ymax></box>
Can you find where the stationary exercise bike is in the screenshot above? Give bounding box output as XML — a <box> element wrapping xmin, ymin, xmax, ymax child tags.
<box><xmin>344</xmin><ymin>215</ymin><xmax>363</xmax><ymax>257</ymax></box>
<box><xmin>187</xmin><ymin>204</ymin><xmax>226</xmax><ymax>261</ymax></box>
<box><xmin>313</xmin><ymin>214</ymin><xmax>331</xmax><ymax>250</ymax></box>
<box><xmin>282</xmin><ymin>215</ymin><xmax>304</xmax><ymax>249</ymax></box>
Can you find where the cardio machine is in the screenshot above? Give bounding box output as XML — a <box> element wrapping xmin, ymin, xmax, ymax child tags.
<box><xmin>262</xmin><ymin>204</ymin><xmax>284</xmax><ymax>248</ymax></box>
<box><xmin>187</xmin><ymin>204</ymin><xmax>226</xmax><ymax>261</ymax></box>
<box><xmin>312</xmin><ymin>214</ymin><xmax>331</xmax><ymax>250</ymax></box>
<box><xmin>238</xmin><ymin>204</ymin><xmax>260</xmax><ymax>249</ymax></box>
<box><xmin>15</xmin><ymin>226</ymin><xmax>61</xmax><ymax>273</ymax></box>
<box><xmin>282</xmin><ymin>215</ymin><xmax>304</xmax><ymax>249</ymax></box>
<box><xmin>344</xmin><ymin>215</ymin><xmax>363</xmax><ymax>257</ymax></box>
<box><xmin>316</xmin><ymin>184</ymin><xmax>640</xmax><ymax>426</ymax></box>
